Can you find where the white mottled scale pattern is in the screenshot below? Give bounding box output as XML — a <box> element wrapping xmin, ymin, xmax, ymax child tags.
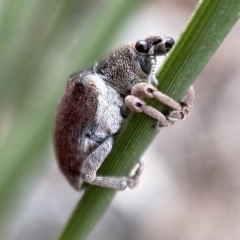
<box><xmin>94</xmin><ymin>76</ymin><xmax>124</xmax><ymax>138</ymax></box>
<box><xmin>82</xmin><ymin>74</ymin><xmax>124</xmax><ymax>155</ymax></box>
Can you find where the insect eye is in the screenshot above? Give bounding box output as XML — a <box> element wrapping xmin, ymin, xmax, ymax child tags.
<box><xmin>135</xmin><ymin>40</ymin><xmax>149</xmax><ymax>53</ymax></box>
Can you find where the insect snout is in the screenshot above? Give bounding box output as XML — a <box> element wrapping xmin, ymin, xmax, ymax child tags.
<box><xmin>164</xmin><ymin>37</ymin><xmax>175</xmax><ymax>52</ymax></box>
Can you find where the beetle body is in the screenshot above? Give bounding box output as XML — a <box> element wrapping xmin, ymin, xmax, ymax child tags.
<box><xmin>54</xmin><ymin>36</ymin><xmax>175</xmax><ymax>190</ymax></box>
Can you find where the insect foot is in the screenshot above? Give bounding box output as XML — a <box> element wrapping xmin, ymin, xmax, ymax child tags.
<box><xmin>165</xmin><ymin>86</ymin><xmax>195</xmax><ymax>126</ymax></box>
<box><xmin>125</xmin><ymin>82</ymin><xmax>195</xmax><ymax>127</ymax></box>
<box><xmin>127</xmin><ymin>162</ymin><xmax>144</xmax><ymax>188</ymax></box>
<box><xmin>54</xmin><ymin>35</ymin><xmax>191</xmax><ymax>191</ymax></box>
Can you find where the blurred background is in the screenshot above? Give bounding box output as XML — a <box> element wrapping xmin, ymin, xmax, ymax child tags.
<box><xmin>1</xmin><ymin>0</ymin><xmax>240</xmax><ymax>239</ymax></box>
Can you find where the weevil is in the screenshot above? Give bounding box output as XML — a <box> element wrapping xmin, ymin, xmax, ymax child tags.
<box><xmin>54</xmin><ymin>35</ymin><xmax>195</xmax><ymax>191</ymax></box>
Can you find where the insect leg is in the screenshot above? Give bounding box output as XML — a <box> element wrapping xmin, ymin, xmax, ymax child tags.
<box><xmin>125</xmin><ymin>82</ymin><xmax>195</xmax><ymax>127</ymax></box>
<box><xmin>81</xmin><ymin>137</ymin><xmax>141</xmax><ymax>190</ymax></box>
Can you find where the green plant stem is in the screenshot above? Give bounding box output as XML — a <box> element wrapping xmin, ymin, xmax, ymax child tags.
<box><xmin>59</xmin><ymin>0</ymin><xmax>240</xmax><ymax>240</ymax></box>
